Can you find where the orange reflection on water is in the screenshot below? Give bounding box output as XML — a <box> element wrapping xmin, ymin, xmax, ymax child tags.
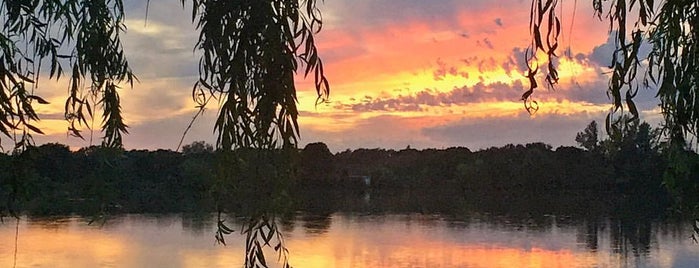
<box><xmin>0</xmin><ymin>217</ymin><xmax>247</xmax><ymax>268</ymax></box>
<box><xmin>180</xmin><ymin>249</ymin><xmax>244</xmax><ymax>268</ymax></box>
<box><xmin>285</xmin><ymin>214</ymin><xmax>613</xmax><ymax>268</ymax></box>
<box><xmin>289</xmin><ymin>238</ymin><xmax>607</xmax><ymax>268</ymax></box>
<box><xmin>0</xmin><ymin>219</ymin><xmax>127</xmax><ymax>268</ymax></box>
<box><xmin>1</xmin><ymin>214</ymin><xmax>697</xmax><ymax>268</ymax></box>
<box><xmin>450</xmin><ymin>246</ymin><xmax>600</xmax><ymax>268</ymax></box>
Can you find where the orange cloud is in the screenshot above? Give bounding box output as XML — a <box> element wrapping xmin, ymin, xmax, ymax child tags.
<box><xmin>13</xmin><ymin>0</ymin><xmax>653</xmax><ymax>151</ymax></box>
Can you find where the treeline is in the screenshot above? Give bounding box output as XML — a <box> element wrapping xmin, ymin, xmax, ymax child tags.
<box><xmin>310</xmin><ymin>120</ymin><xmax>669</xmax><ymax>194</ymax></box>
<box><xmin>0</xmin><ymin>145</ymin><xmax>210</xmax><ymax>215</ymax></box>
<box><xmin>0</xmin><ymin>120</ymin><xmax>693</xmax><ymax>216</ymax></box>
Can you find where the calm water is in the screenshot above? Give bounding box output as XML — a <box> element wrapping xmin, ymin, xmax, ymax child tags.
<box><xmin>1</xmin><ymin>213</ymin><xmax>698</xmax><ymax>268</ymax></box>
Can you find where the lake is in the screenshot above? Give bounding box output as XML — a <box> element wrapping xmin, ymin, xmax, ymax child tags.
<box><xmin>1</xmin><ymin>212</ymin><xmax>698</xmax><ymax>268</ymax></box>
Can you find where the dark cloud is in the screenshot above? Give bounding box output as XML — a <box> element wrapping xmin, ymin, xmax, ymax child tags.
<box><xmin>127</xmin><ymin>81</ymin><xmax>191</xmax><ymax>115</ymax></box>
<box><xmin>322</xmin><ymin>0</ymin><xmax>528</xmax><ymax>34</ymax></box>
<box><xmin>324</xmin><ymin>0</ymin><xmax>466</xmax><ymax>28</ymax></box>
<box><xmin>510</xmin><ymin>47</ymin><xmax>530</xmax><ymax>74</ymax></box>
<box><xmin>477</xmin><ymin>57</ymin><xmax>498</xmax><ymax>72</ymax></box>
<box><xmin>589</xmin><ymin>33</ymin><xmax>617</xmax><ymax>68</ymax></box>
<box><xmin>37</xmin><ymin>113</ymin><xmax>66</xmax><ymax>120</ymax></box>
<box><xmin>336</xmin><ymin>81</ymin><xmax>526</xmax><ymax>112</ymax></box>
<box><xmin>433</xmin><ymin>59</ymin><xmax>458</xmax><ymax>81</ymax></box>
<box><xmin>588</xmin><ymin>31</ymin><xmax>653</xmax><ymax>68</ymax></box>
<box><xmin>122</xmin><ymin>0</ymin><xmax>200</xmax><ymax>79</ymax></box>
<box><xmin>461</xmin><ymin>56</ymin><xmax>478</xmax><ymax>65</ymax></box>
<box><xmin>569</xmin><ymin>32</ymin><xmax>660</xmax><ymax>111</ymax></box>
<box><xmin>482</xmin><ymin>38</ymin><xmax>495</xmax><ymax>49</ymax></box>
<box><xmin>494</xmin><ymin>18</ymin><xmax>503</xmax><ymax>27</ymax></box>
<box><xmin>501</xmin><ymin>57</ymin><xmax>517</xmax><ymax>74</ymax></box>
<box><xmin>320</xmin><ymin>45</ymin><xmax>368</xmax><ymax>63</ymax></box>
<box><xmin>334</xmin><ymin>70</ymin><xmax>660</xmax><ymax>114</ymax></box>
<box><xmin>574</xmin><ymin>52</ymin><xmax>587</xmax><ymax>62</ymax></box>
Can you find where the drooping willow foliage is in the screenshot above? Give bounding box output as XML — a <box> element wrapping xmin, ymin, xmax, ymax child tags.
<box><xmin>527</xmin><ymin>0</ymin><xmax>699</xmax><ymax>211</ymax></box>
<box><xmin>0</xmin><ymin>0</ymin><xmax>134</xmax><ymax>150</ymax></box>
<box><xmin>184</xmin><ymin>0</ymin><xmax>329</xmax><ymax>151</ymax></box>
<box><xmin>181</xmin><ymin>1</ymin><xmax>329</xmax><ymax>267</ymax></box>
<box><xmin>526</xmin><ymin>0</ymin><xmax>698</xmax><ymax>147</ymax></box>
<box><xmin>3</xmin><ymin>0</ymin><xmax>329</xmax><ymax>266</ymax></box>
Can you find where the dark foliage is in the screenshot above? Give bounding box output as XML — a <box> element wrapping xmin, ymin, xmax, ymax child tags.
<box><xmin>1</xmin><ymin>134</ymin><xmax>671</xmax><ymax>217</ymax></box>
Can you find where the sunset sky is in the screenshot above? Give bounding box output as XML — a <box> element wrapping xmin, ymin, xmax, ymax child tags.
<box><xmin>28</xmin><ymin>0</ymin><xmax>662</xmax><ymax>152</ymax></box>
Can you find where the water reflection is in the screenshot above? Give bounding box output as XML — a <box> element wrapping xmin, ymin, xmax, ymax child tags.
<box><xmin>2</xmin><ymin>213</ymin><xmax>697</xmax><ymax>268</ymax></box>
<box><xmin>287</xmin><ymin>213</ymin><xmax>699</xmax><ymax>268</ymax></box>
<box><xmin>0</xmin><ymin>215</ymin><xmax>245</xmax><ymax>268</ymax></box>
<box><xmin>301</xmin><ymin>213</ymin><xmax>332</xmax><ymax>235</ymax></box>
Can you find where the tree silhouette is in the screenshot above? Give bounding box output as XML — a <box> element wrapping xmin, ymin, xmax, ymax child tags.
<box><xmin>299</xmin><ymin>142</ymin><xmax>334</xmax><ymax>185</ymax></box>
<box><xmin>2</xmin><ymin>1</ymin><xmax>329</xmax><ymax>267</ymax></box>
<box><xmin>527</xmin><ymin>0</ymin><xmax>699</xmax><ymax>212</ymax></box>
<box><xmin>181</xmin><ymin>140</ymin><xmax>214</xmax><ymax>155</ymax></box>
<box><xmin>183</xmin><ymin>0</ymin><xmax>329</xmax><ymax>151</ymax></box>
<box><xmin>1</xmin><ymin>0</ymin><xmax>329</xmax><ymax>151</ymax></box>
<box><xmin>576</xmin><ymin>121</ymin><xmax>599</xmax><ymax>152</ymax></box>
<box><xmin>526</xmin><ymin>0</ymin><xmax>697</xmax><ymax>148</ymax></box>
<box><xmin>3</xmin><ymin>1</ymin><xmax>698</xmax><ymax>265</ymax></box>
<box><xmin>0</xmin><ymin>0</ymin><xmax>134</xmax><ymax>149</ymax></box>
